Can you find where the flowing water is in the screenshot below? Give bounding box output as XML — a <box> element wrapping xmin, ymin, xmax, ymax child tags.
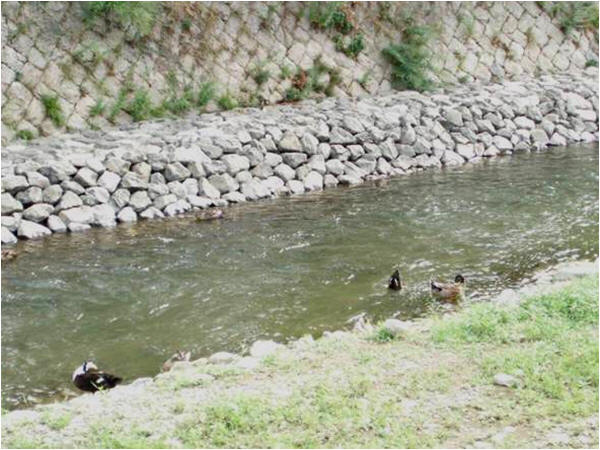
<box><xmin>2</xmin><ymin>144</ymin><xmax>598</xmax><ymax>410</ymax></box>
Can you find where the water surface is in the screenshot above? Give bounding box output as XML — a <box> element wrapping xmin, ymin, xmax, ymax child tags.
<box><xmin>2</xmin><ymin>144</ymin><xmax>598</xmax><ymax>409</ymax></box>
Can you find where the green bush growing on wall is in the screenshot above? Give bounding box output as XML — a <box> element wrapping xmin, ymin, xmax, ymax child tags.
<box><xmin>81</xmin><ymin>2</ymin><xmax>159</xmax><ymax>37</ymax></box>
<box><xmin>41</xmin><ymin>95</ymin><xmax>65</xmax><ymax>127</ymax></box>
<box><xmin>16</xmin><ymin>129</ymin><xmax>34</xmax><ymax>141</ymax></box>
<box><xmin>125</xmin><ymin>89</ymin><xmax>154</xmax><ymax>121</ymax></box>
<box><xmin>308</xmin><ymin>2</ymin><xmax>354</xmax><ymax>34</ymax></box>
<box><xmin>382</xmin><ymin>24</ymin><xmax>433</xmax><ymax>92</ymax></box>
<box><xmin>197</xmin><ymin>82</ymin><xmax>216</xmax><ymax>108</ymax></box>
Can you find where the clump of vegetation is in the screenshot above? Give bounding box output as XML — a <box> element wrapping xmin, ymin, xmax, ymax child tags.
<box><xmin>41</xmin><ymin>95</ymin><xmax>65</xmax><ymax>127</ymax></box>
<box><xmin>81</xmin><ymin>2</ymin><xmax>160</xmax><ymax>38</ymax></box>
<box><xmin>124</xmin><ymin>89</ymin><xmax>154</xmax><ymax>121</ymax></box>
<box><xmin>16</xmin><ymin>129</ymin><xmax>34</xmax><ymax>141</ymax></box>
<box><xmin>382</xmin><ymin>23</ymin><xmax>433</xmax><ymax>91</ymax></box>
<box><xmin>181</xmin><ymin>17</ymin><xmax>192</xmax><ymax>32</ymax></box>
<box><xmin>108</xmin><ymin>88</ymin><xmax>128</xmax><ymax>123</ymax></box>
<box><xmin>541</xmin><ymin>1</ymin><xmax>599</xmax><ymax>35</ymax></box>
<box><xmin>334</xmin><ymin>33</ymin><xmax>365</xmax><ymax>58</ymax></box>
<box><xmin>585</xmin><ymin>58</ymin><xmax>599</xmax><ymax>67</ymax></box>
<box><xmin>250</xmin><ymin>62</ymin><xmax>271</xmax><ymax>86</ymax></box>
<box><xmin>41</xmin><ymin>411</ymin><xmax>72</xmax><ymax>431</ymax></box>
<box><xmin>217</xmin><ymin>93</ymin><xmax>238</xmax><ymax>110</ymax></box>
<box><xmin>196</xmin><ymin>81</ymin><xmax>216</xmax><ymax>108</ymax></box>
<box><xmin>358</xmin><ymin>71</ymin><xmax>370</xmax><ymax>89</ymax></box>
<box><xmin>89</xmin><ymin>99</ymin><xmax>105</xmax><ymax>117</ymax></box>
<box><xmin>372</xmin><ymin>327</ymin><xmax>395</xmax><ymax>343</ymax></box>
<box><xmin>279</xmin><ymin>64</ymin><xmax>292</xmax><ymax>79</ymax></box>
<box><xmin>283</xmin><ymin>58</ymin><xmax>341</xmax><ymax>102</ymax></box>
<box><xmin>457</xmin><ymin>12</ymin><xmax>475</xmax><ymax>38</ymax></box>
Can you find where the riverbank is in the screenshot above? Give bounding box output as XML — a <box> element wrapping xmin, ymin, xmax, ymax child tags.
<box><xmin>2</xmin><ymin>259</ymin><xmax>597</xmax><ymax>448</ymax></box>
<box><xmin>2</xmin><ymin>70</ymin><xmax>598</xmax><ymax>244</ymax></box>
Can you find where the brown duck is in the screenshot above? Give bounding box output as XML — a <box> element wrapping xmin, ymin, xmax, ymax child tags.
<box><xmin>162</xmin><ymin>350</ymin><xmax>191</xmax><ymax>372</ymax></box>
<box><xmin>431</xmin><ymin>274</ymin><xmax>465</xmax><ymax>302</ymax></box>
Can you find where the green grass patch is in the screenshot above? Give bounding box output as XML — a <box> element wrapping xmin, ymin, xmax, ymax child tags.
<box><xmin>41</xmin><ymin>411</ymin><xmax>71</xmax><ymax>431</ymax></box>
<box><xmin>81</xmin><ymin>2</ymin><xmax>159</xmax><ymax>38</ymax></box>
<box><xmin>124</xmin><ymin>89</ymin><xmax>154</xmax><ymax>121</ymax></box>
<box><xmin>89</xmin><ymin>99</ymin><xmax>106</xmax><ymax>117</ymax></box>
<box><xmin>217</xmin><ymin>93</ymin><xmax>238</xmax><ymax>111</ymax></box>
<box><xmin>16</xmin><ymin>129</ymin><xmax>34</xmax><ymax>141</ymax></box>
<box><xmin>40</xmin><ymin>95</ymin><xmax>65</xmax><ymax>127</ymax></box>
<box><xmin>544</xmin><ymin>1</ymin><xmax>599</xmax><ymax>34</ymax></box>
<box><xmin>307</xmin><ymin>2</ymin><xmax>354</xmax><ymax>34</ymax></box>
<box><xmin>196</xmin><ymin>81</ymin><xmax>216</xmax><ymax>108</ymax></box>
<box><xmin>382</xmin><ymin>24</ymin><xmax>434</xmax><ymax>92</ymax></box>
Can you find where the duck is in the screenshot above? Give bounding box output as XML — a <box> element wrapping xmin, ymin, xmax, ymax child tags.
<box><xmin>195</xmin><ymin>209</ymin><xmax>224</xmax><ymax>222</ymax></box>
<box><xmin>1</xmin><ymin>249</ymin><xmax>18</xmax><ymax>261</ymax></box>
<box><xmin>388</xmin><ymin>269</ymin><xmax>405</xmax><ymax>290</ymax></box>
<box><xmin>430</xmin><ymin>274</ymin><xmax>465</xmax><ymax>302</ymax></box>
<box><xmin>162</xmin><ymin>350</ymin><xmax>191</xmax><ymax>372</ymax></box>
<box><xmin>72</xmin><ymin>361</ymin><xmax>122</xmax><ymax>392</ymax></box>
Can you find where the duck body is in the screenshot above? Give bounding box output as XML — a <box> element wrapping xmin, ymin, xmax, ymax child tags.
<box><xmin>1</xmin><ymin>249</ymin><xmax>18</xmax><ymax>261</ymax></box>
<box><xmin>431</xmin><ymin>274</ymin><xmax>465</xmax><ymax>302</ymax></box>
<box><xmin>162</xmin><ymin>350</ymin><xmax>191</xmax><ymax>372</ymax></box>
<box><xmin>72</xmin><ymin>361</ymin><xmax>122</xmax><ymax>392</ymax></box>
<box><xmin>388</xmin><ymin>269</ymin><xmax>404</xmax><ymax>290</ymax></box>
<box><xmin>196</xmin><ymin>209</ymin><xmax>224</xmax><ymax>222</ymax></box>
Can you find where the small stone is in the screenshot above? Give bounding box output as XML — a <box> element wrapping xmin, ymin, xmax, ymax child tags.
<box><xmin>186</xmin><ymin>196</ymin><xmax>212</xmax><ymax>209</ymax></box>
<box><xmin>277</xmin><ymin>132</ymin><xmax>302</xmax><ymax>152</ymax></box>
<box><xmin>42</xmin><ymin>185</ymin><xmax>63</xmax><ymax>204</ymax></box>
<box><xmin>120</xmin><ymin>172</ymin><xmax>148</xmax><ymax>190</ymax></box>
<box><xmin>153</xmin><ymin>194</ymin><xmax>178</xmax><ymax>210</ymax></box>
<box><xmin>221</xmin><ymin>154</ymin><xmax>250</xmax><ymax>175</ymax></box>
<box><xmin>281</xmin><ymin>152</ymin><xmax>308</xmax><ymax>168</ymax></box>
<box><xmin>274</xmin><ymin>163</ymin><xmax>296</xmax><ymax>181</ymax></box>
<box><xmin>303</xmin><ymin>171</ymin><xmax>323</xmax><ymax>191</ymax></box>
<box><xmin>117</xmin><ymin>206</ymin><xmax>137</xmax><ymax>223</ymax></box>
<box><xmin>17</xmin><ymin>220</ymin><xmax>52</xmax><ymax>239</ymax></box>
<box><xmin>208</xmin><ymin>174</ymin><xmax>239</xmax><ymax>194</ymax></box>
<box><xmin>47</xmin><ymin>215</ymin><xmax>67</xmax><ymax>232</ymax></box>
<box><xmin>129</xmin><ymin>191</ymin><xmax>152</xmax><ymax>212</ymax></box>
<box><xmin>287</xmin><ymin>180</ymin><xmax>305</xmax><ymax>195</ymax></box>
<box><xmin>110</xmin><ymin>188</ymin><xmax>131</xmax><ymax>209</ymax></box>
<box><xmin>1</xmin><ymin>227</ymin><xmax>18</xmax><ymax>244</ymax></box>
<box><xmin>61</xmin><ymin>180</ymin><xmax>85</xmax><ymax>195</ymax></box>
<box><xmin>249</xmin><ymin>340</ymin><xmax>284</xmax><ymax>358</ymax></box>
<box><xmin>91</xmin><ymin>204</ymin><xmax>117</xmax><ymax>227</ymax></box>
<box><xmin>164</xmin><ymin>162</ymin><xmax>192</xmax><ymax>182</ymax></box>
<box><xmin>164</xmin><ymin>199</ymin><xmax>191</xmax><ymax>216</ymax></box>
<box><xmin>68</xmin><ymin>222</ymin><xmax>91</xmax><ymax>233</ymax></box>
<box><xmin>208</xmin><ymin>352</ymin><xmax>238</xmax><ymax>364</ymax></box>
<box><xmin>86</xmin><ymin>187</ymin><xmax>110</xmax><ymax>204</ymax></box>
<box><xmin>139</xmin><ymin>206</ymin><xmax>165</xmax><ymax>219</ymax></box>
<box><xmin>25</xmin><ymin>172</ymin><xmax>50</xmax><ymax>189</ymax></box>
<box><xmin>74</xmin><ymin>167</ymin><xmax>98</xmax><ymax>187</ymax></box>
<box><xmin>58</xmin><ymin>206</ymin><xmax>94</xmax><ymax>225</ymax></box>
<box><xmin>198</xmin><ymin>179</ymin><xmax>221</xmax><ymax>199</ymax></box>
<box><xmin>15</xmin><ymin>187</ymin><xmax>42</xmax><ymax>206</ymax></box>
<box><xmin>97</xmin><ymin>171</ymin><xmax>121</xmax><ymax>193</ymax></box>
<box><xmin>383</xmin><ymin>319</ymin><xmax>411</xmax><ymax>337</ymax></box>
<box><xmin>2</xmin><ymin>175</ymin><xmax>28</xmax><ymax>193</ymax></box>
<box><xmin>56</xmin><ymin>191</ymin><xmax>83</xmax><ymax>211</ymax></box>
<box><xmin>22</xmin><ymin>203</ymin><xmax>54</xmax><ymax>222</ymax></box>
<box><xmin>493</xmin><ymin>373</ymin><xmax>519</xmax><ymax>388</ymax></box>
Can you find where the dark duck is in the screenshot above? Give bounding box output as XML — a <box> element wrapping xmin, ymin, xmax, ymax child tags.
<box><xmin>72</xmin><ymin>361</ymin><xmax>122</xmax><ymax>392</ymax></box>
<box><xmin>162</xmin><ymin>350</ymin><xmax>191</xmax><ymax>372</ymax></box>
<box><xmin>388</xmin><ymin>269</ymin><xmax>405</xmax><ymax>290</ymax></box>
<box><xmin>431</xmin><ymin>274</ymin><xmax>465</xmax><ymax>302</ymax></box>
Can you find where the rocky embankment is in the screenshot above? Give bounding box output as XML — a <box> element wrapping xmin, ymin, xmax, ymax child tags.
<box><xmin>2</xmin><ymin>71</ymin><xmax>598</xmax><ymax>244</ymax></box>
<box><xmin>1</xmin><ymin>259</ymin><xmax>597</xmax><ymax>448</ymax></box>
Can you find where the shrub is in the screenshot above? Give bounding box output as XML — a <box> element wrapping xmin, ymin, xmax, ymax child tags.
<box><xmin>41</xmin><ymin>95</ymin><xmax>65</xmax><ymax>127</ymax></box>
<box><xmin>308</xmin><ymin>2</ymin><xmax>354</xmax><ymax>34</ymax></box>
<box><xmin>382</xmin><ymin>25</ymin><xmax>433</xmax><ymax>92</ymax></box>
<box><xmin>125</xmin><ymin>89</ymin><xmax>154</xmax><ymax>121</ymax></box>
<box><xmin>217</xmin><ymin>93</ymin><xmax>238</xmax><ymax>110</ymax></box>
<box><xmin>81</xmin><ymin>2</ymin><xmax>159</xmax><ymax>37</ymax></box>
<box><xmin>89</xmin><ymin>99</ymin><xmax>106</xmax><ymax>117</ymax></box>
<box><xmin>197</xmin><ymin>82</ymin><xmax>216</xmax><ymax>108</ymax></box>
<box><xmin>16</xmin><ymin>129</ymin><xmax>34</xmax><ymax>141</ymax></box>
<box><xmin>547</xmin><ymin>2</ymin><xmax>599</xmax><ymax>34</ymax></box>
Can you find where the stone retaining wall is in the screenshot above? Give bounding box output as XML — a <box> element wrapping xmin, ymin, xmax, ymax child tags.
<box><xmin>2</xmin><ymin>1</ymin><xmax>598</xmax><ymax>142</ymax></box>
<box><xmin>1</xmin><ymin>71</ymin><xmax>598</xmax><ymax>245</ymax></box>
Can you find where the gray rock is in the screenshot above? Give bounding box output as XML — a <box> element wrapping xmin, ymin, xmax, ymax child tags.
<box><xmin>383</xmin><ymin>319</ymin><xmax>411</xmax><ymax>337</ymax></box>
<box><xmin>18</xmin><ymin>220</ymin><xmax>52</xmax><ymax>239</ymax></box>
<box><xmin>187</xmin><ymin>161</ymin><xmax>206</xmax><ymax>178</ymax></box>
<box><xmin>61</xmin><ymin>180</ymin><xmax>85</xmax><ymax>195</ymax></box>
<box><xmin>117</xmin><ymin>206</ymin><xmax>137</xmax><ymax>223</ymax></box>
<box><xmin>338</xmin><ymin>174</ymin><xmax>362</xmax><ymax>185</ymax></box>
<box><xmin>74</xmin><ymin>167</ymin><xmax>98</xmax><ymax>187</ymax></box>
<box><xmin>262</xmin><ymin>176</ymin><xmax>285</xmax><ymax>194</ymax></box>
<box><xmin>251</xmin><ymin>162</ymin><xmax>274</xmax><ymax>179</ymax></box>
<box><xmin>208</xmin><ymin>174</ymin><xmax>239</xmax><ymax>194</ymax></box>
<box><xmin>456</xmin><ymin>143</ymin><xmax>476</xmax><ymax>159</ymax></box>
<box><xmin>164</xmin><ymin>199</ymin><xmax>191</xmax><ymax>216</ymax></box>
<box><xmin>131</xmin><ymin>162</ymin><xmax>152</xmax><ymax>182</ymax></box>
<box><xmin>97</xmin><ymin>171</ymin><xmax>121</xmax><ymax>193</ymax></box>
<box><xmin>442</xmin><ymin>150</ymin><xmax>465</xmax><ymax>166</ymax></box>
<box><xmin>1</xmin><ymin>227</ymin><xmax>18</xmax><ymax>244</ymax></box>
<box><xmin>223</xmin><ymin>192</ymin><xmax>247</xmax><ymax>203</ymax></box>
<box><xmin>514</xmin><ymin>116</ymin><xmax>535</xmax><ymax>129</ymax></box>
<box><xmin>549</xmin><ymin>133</ymin><xmax>567</xmax><ymax>146</ymax></box>
<box><xmin>86</xmin><ymin>158</ymin><xmax>105</xmax><ymax>173</ymax></box>
<box><xmin>154</xmin><ymin>194</ymin><xmax>178</xmax><ymax>210</ymax></box>
<box><xmin>139</xmin><ymin>206</ymin><xmax>165</xmax><ymax>219</ymax></box>
<box><xmin>329</xmin><ymin>126</ymin><xmax>355</xmax><ymax>144</ymax></box>
<box><xmin>164</xmin><ymin>162</ymin><xmax>191</xmax><ymax>182</ymax></box>
<box><xmin>104</xmin><ymin>157</ymin><xmax>130</xmax><ymax>176</ymax></box>
<box><xmin>2</xmin><ymin>175</ymin><xmax>28</xmax><ymax>193</ymax></box>
<box><xmin>264</xmin><ymin>152</ymin><xmax>283</xmax><ymax>167</ymax></box>
<box><xmin>42</xmin><ymin>185</ymin><xmax>63</xmax><ymax>204</ymax></box>
<box><xmin>110</xmin><ymin>188</ymin><xmax>131</xmax><ymax>209</ymax></box>
<box><xmin>287</xmin><ymin>179</ymin><xmax>305</xmax><ymax>194</ymax></box>
<box><xmin>323</xmin><ymin>174</ymin><xmax>339</xmax><ymax>188</ymax></box>
<box><xmin>492</xmin><ymin>135</ymin><xmax>513</xmax><ymax>151</ymax></box>
<box><xmin>22</xmin><ymin>203</ymin><xmax>54</xmax><ymax>222</ymax></box>
<box><xmin>1</xmin><ymin>215</ymin><xmax>20</xmax><ymax>232</ymax></box>
<box><xmin>303</xmin><ymin>171</ymin><xmax>323</xmax><ymax>191</ymax></box>
<box><xmin>47</xmin><ymin>215</ymin><xmax>67</xmax><ymax>232</ymax></box>
<box><xmin>68</xmin><ymin>222</ymin><xmax>91</xmax><ymax>233</ymax></box>
<box><xmin>56</xmin><ymin>191</ymin><xmax>83</xmax><ymax>211</ymax></box>
<box><xmin>208</xmin><ymin>352</ymin><xmax>238</xmax><ymax>364</ymax></box>
<box><xmin>186</xmin><ymin>196</ymin><xmax>212</xmax><ymax>209</ymax></box>
<box><xmin>86</xmin><ymin>187</ymin><xmax>110</xmax><ymax>204</ymax></box>
<box><xmin>129</xmin><ymin>191</ymin><xmax>152</xmax><ymax>212</ymax></box>
<box><xmin>530</xmin><ymin>128</ymin><xmax>549</xmax><ymax>145</ymax></box>
<box><xmin>39</xmin><ymin>164</ymin><xmax>69</xmax><ymax>184</ymax></box>
<box><xmin>59</xmin><ymin>206</ymin><xmax>94</xmax><ymax>225</ymax></box>
<box><xmin>198</xmin><ymin>179</ymin><xmax>221</xmax><ymax>199</ymax></box>
<box><xmin>25</xmin><ymin>171</ymin><xmax>50</xmax><ymax>189</ymax></box>
<box><xmin>355</xmin><ymin>157</ymin><xmax>377</xmax><ymax>173</ymax></box>
<box><xmin>443</xmin><ymin>108</ymin><xmax>463</xmax><ymax>127</ymax></box>
<box><xmin>325</xmin><ymin>159</ymin><xmax>345</xmax><ymax>176</ymax></box>
<box><xmin>277</xmin><ymin>132</ymin><xmax>302</xmax><ymax>152</ymax></box>
<box><xmin>120</xmin><ymin>172</ymin><xmax>148</xmax><ymax>190</ymax></box>
<box><xmin>306</xmin><ymin>155</ymin><xmax>326</xmax><ymax>174</ymax></box>
<box><xmin>91</xmin><ymin>204</ymin><xmax>117</xmax><ymax>227</ymax></box>
<box><xmin>240</xmin><ymin>179</ymin><xmax>270</xmax><ymax>200</ymax></box>
<box><xmin>301</xmin><ymin>133</ymin><xmax>319</xmax><ymax>155</ymax></box>
<box><xmin>221</xmin><ymin>154</ymin><xmax>250</xmax><ymax>175</ymax></box>
<box><xmin>274</xmin><ymin>163</ymin><xmax>296</xmax><ymax>181</ymax></box>
<box><xmin>203</xmin><ymin>160</ymin><xmax>228</xmax><ymax>176</ymax></box>
<box><xmin>15</xmin><ymin>186</ymin><xmax>43</xmax><ymax>206</ymax></box>
<box><xmin>281</xmin><ymin>152</ymin><xmax>308</xmax><ymax>168</ymax></box>
<box><xmin>493</xmin><ymin>373</ymin><xmax>519</xmax><ymax>388</ymax></box>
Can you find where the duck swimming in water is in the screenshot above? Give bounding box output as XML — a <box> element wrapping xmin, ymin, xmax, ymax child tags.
<box><xmin>162</xmin><ymin>350</ymin><xmax>191</xmax><ymax>372</ymax></box>
<box><xmin>431</xmin><ymin>274</ymin><xmax>465</xmax><ymax>302</ymax></box>
<box><xmin>196</xmin><ymin>209</ymin><xmax>224</xmax><ymax>222</ymax></box>
<box><xmin>1</xmin><ymin>249</ymin><xmax>18</xmax><ymax>261</ymax></box>
<box><xmin>388</xmin><ymin>269</ymin><xmax>404</xmax><ymax>290</ymax></box>
<box><xmin>72</xmin><ymin>361</ymin><xmax>122</xmax><ymax>392</ymax></box>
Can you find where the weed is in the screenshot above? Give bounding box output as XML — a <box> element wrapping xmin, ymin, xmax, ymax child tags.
<box><xmin>458</xmin><ymin>75</ymin><xmax>469</xmax><ymax>84</ymax></box>
<box><xmin>308</xmin><ymin>2</ymin><xmax>354</xmax><ymax>34</ymax></box>
<box><xmin>335</xmin><ymin>33</ymin><xmax>365</xmax><ymax>58</ymax></box>
<box><xmin>81</xmin><ymin>2</ymin><xmax>159</xmax><ymax>38</ymax></box>
<box><xmin>250</xmin><ymin>62</ymin><xmax>271</xmax><ymax>86</ymax></box>
<box><xmin>525</xmin><ymin>27</ymin><xmax>537</xmax><ymax>47</ymax></box>
<box><xmin>59</xmin><ymin>62</ymin><xmax>74</xmax><ymax>81</ymax></box>
<box><xmin>41</xmin><ymin>411</ymin><xmax>72</xmax><ymax>431</ymax></box>
<box><xmin>585</xmin><ymin>58</ymin><xmax>599</xmax><ymax>67</ymax></box>
<box><xmin>196</xmin><ymin>81</ymin><xmax>216</xmax><ymax>108</ymax></box>
<box><xmin>125</xmin><ymin>89</ymin><xmax>154</xmax><ymax>121</ymax></box>
<box><xmin>458</xmin><ymin>13</ymin><xmax>475</xmax><ymax>38</ymax></box>
<box><xmin>372</xmin><ymin>327</ymin><xmax>395</xmax><ymax>343</ymax></box>
<box><xmin>89</xmin><ymin>99</ymin><xmax>106</xmax><ymax>117</ymax></box>
<box><xmin>279</xmin><ymin>64</ymin><xmax>293</xmax><ymax>79</ymax></box>
<box><xmin>41</xmin><ymin>95</ymin><xmax>65</xmax><ymax>127</ymax></box>
<box><xmin>181</xmin><ymin>17</ymin><xmax>192</xmax><ymax>32</ymax></box>
<box><xmin>108</xmin><ymin>88</ymin><xmax>128</xmax><ymax>123</ymax></box>
<box><xmin>358</xmin><ymin>71</ymin><xmax>371</xmax><ymax>89</ymax></box>
<box><xmin>382</xmin><ymin>24</ymin><xmax>433</xmax><ymax>91</ymax></box>
<box><xmin>548</xmin><ymin>2</ymin><xmax>599</xmax><ymax>35</ymax></box>
<box><xmin>14</xmin><ymin>71</ymin><xmax>22</xmax><ymax>82</ymax></box>
<box><xmin>16</xmin><ymin>129</ymin><xmax>34</xmax><ymax>141</ymax></box>
<box><xmin>217</xmin><ymin>93</ymin><xmax>238</xmax><ymax>110</ymax></box>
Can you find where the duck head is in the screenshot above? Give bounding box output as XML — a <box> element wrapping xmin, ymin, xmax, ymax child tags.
<box><xmin>454</xmin><ymin>274</ymin><xmax>465</xmax><ymax>284</ymax></box>
<box><xmin>72</xmin><ymin>361</ymin><xmax>98</xmax><ymax>380</ymax></box>
<box><xmin>174</xmin><ymin>350</ymin><xmax>191</xmax><ymax>362</ymax></box>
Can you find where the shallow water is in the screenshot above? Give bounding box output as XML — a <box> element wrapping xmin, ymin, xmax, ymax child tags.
<box><xmin>2</xmin><ymin>144</ymin><xmax>598</xmax><ymax>410</ymax></box>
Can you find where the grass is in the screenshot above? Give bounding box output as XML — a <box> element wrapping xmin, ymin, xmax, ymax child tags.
<box><xmin>41</xmin><ymin>411</ymin><xmax>71</xmax><ymax>431</ymax></box>
<box><xmin>586</xmin><ymin>58</ymin><xmax>599</xmax><ymax>67</ymax></box>
<box><xmin>544</xmin><ymin>1</ymin><xmax>599</xmax><ymax>35</ymax></box>
<box><xmin>382</xmin><ymin>23</ymin><xmax>434</xmax><ymax>92</ymax></box>
<box><xmin>283</xmin><ymin>58</ymin><xmax>342</xmax><ymax>102</ymax></box>
<box><xmin>125</xmin><ymin>89</ymin><xmax>154</xmax><ymax>121</ymax></box>
<box><xmin>307</xmin><ymin>2</ymin><xmax>354</xmax><ymax>34</ymax></box>
<box><xmin>41</xmin><ymin>95</ymin><xmax>65</xmax><ymax>127</ymax></box>
<box><xmin>334</xmin><ymin>33</ymin><xmax>365</xmax><ymax>58</ymax></box>
<box><xmin>196</xmin><ymin>81</ymin><xmax>216</xmax><ymax>108</ymax></box>
<box><xmin>249</xmin><ymin>62</ymin><xmax>271</xmax><ymax>86</ymax></box>
<box><xmin>217</xmin><ymin>93</ymin><xmax>238</xmax><ymax>111</ymax></box>
<box><xmin>16</xmin><ymin>129</ymin><xmax>34</xmax><ymax>141</ymax></box>
<box><xmin>2</xmin><ymin>276</ymin><xmax>598</xmax><ymax>448</ymax></box>
<box><xmin>81</xmin><ymin>2</ymin><xmax>159</xmax><ymax>38</ymax></box>
<box><xmin>89</xmin><ymin>99</ymin><xmax>106</xmax><ymax>117</ymax></box>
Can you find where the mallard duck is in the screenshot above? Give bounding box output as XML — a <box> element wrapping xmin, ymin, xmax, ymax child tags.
<box><xmin>72</xmin><ymin>361</ymin><xmax>122</xmax><ymax>392</ymax></box>
<box><xmin>430</xmin><ymin>274</ymin><xmax>465</xmax><ymax>302</ymax></box>
<box><xmin>388</xmin><ymin>269</ymin><xmax>405</xmax><ymax>290</ymax></box>
<box><xmin>1</xmin><ymin>249</ymin><xmax>18</xmax><ymax>261</ymax></box>
<box><xmin>162</xmin><ymin>350</ymin><xmax>191</xmax><ymax>372</ymax></box>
